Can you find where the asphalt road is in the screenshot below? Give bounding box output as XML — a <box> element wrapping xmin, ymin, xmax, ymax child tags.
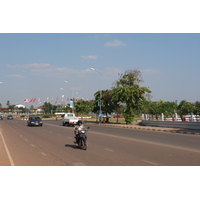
<box><xmin>1</xmin><ymin>119</ymin><xmax>200</xmax><ymax>166</ymax></box>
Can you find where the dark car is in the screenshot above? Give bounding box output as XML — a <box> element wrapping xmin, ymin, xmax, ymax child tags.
<box><xmin>27</xmin><ymin>116</ymin><xmax>43</xmax><ymax>127</ymax></box>
<box><xmin>0</xmin><ymin>115</ymin><xmax>3</xmax><ymax>120</ymax></box>
<box><xmin>20</xmin><ymin>115</ymin><xmax>27</xmax><ymax>118</ymax></box>
<box><xmin>42</xmin><ymin>115</ymin><xmax>51</xmax><ymax>118</ymax></box>
<box><xmin>7</xmin><ymin>115</ymin><xmax>14</xmax><ymax>120</ymax></box>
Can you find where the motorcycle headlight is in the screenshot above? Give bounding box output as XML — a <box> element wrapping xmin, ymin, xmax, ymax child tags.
<box><xmin>80</xmin><ymin>130</ymin><xmax>86</xmax><ymax>133</ymax></box>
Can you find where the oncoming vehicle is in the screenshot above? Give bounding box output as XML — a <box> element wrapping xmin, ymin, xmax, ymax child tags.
<box><xmin>7</xmin><ymin>115</ymin><xmax>14</xmax><ymax>120</ymax></box>
<box><xmin>27</xmin><ymin>116</ymin><xmax>43</xmax><ymax>127</ymax></box>
<box><xmin>0</xmin><ymin>115</ymin><xmax>3</xmax><ymax>120</ymax></box>
<box><xmin>62</xmin><ymin>113</ymin><xmax>79</xmax><ymax>126</ymax></box>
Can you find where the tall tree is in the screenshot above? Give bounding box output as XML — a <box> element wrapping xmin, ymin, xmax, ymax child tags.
<box><xmin>194</xmin><ymin>101</ymin><xmax>200</xmax><ymax>122</ymax></box>
<box><xmin>74</xmin><ymin>99</ymin><xmax>93</xmax><ymax>116</ymax></box>
<box><xmin>93</xmin><ymin>90</ymin><xmax>115</xmax><ymax>122</ymax></box>
<box><xmin>146</xmin><ymin>100</ymin><xmax>177</xmax><ymax>120</ymax></box>
<box><xmin>43</xmin><ymin>102</ymin><xmax>52</xmax><ymax>114</ymax></box>
<box><xmin>112</xmin><ymin>69</ymin><xmax>151</xmax><ymax>124</ymax></box>
<box><xmin>6</xmin><ymin>100</ymin><xmax>10</xmax><ymax>107</ymax></box>
<box><xmin>177</xmin><ymin>100</ymin><xmax>195</xmax><ymax>120</ymax></box>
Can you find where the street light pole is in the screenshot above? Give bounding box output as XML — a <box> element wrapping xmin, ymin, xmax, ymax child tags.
<box><xmin>90</xmin><ymin>68</ymin><xmax>102</xmax><ymax>124</ymax></box>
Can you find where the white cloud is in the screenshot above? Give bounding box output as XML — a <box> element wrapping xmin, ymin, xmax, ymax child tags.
<box><xmin>31</xmin><ymin>67</ymin><xmax>91</xmax><ymax>78</ymax></box>
<box><xmin>81</xmin><ymin>55</ymin><xmax>98</xmax><ymax>59</ymax></box>
<box><xmin>7</xmin><ymin>74</ymin><xmax>25</xmax><ymax>78</ymax></box>
<box><xmin>104</xmin><ymin>40</ymin><xmax>126</xmax><ymax>47</ymax></box>
<box><xmin>6</xmin><ymin>63</ymin><xmax>93</xmax><ymax>79</ymax></box>
<box><xmin>7</xmin><ymin>63</ymin><xmax>51</xmax><ymax>69</ymax></box>
<box><xmin>24</xmin><ymin>63</ymin><xmax>51</xmax><ymax>68</ymax></box>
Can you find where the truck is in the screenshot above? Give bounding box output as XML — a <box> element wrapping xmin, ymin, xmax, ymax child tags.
<box><xmin>62</xmin><ymin>113</ymin><xmax>79</xmax><ymax>126</ymax></box>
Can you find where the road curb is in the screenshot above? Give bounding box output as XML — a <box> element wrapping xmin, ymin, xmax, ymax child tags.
<box><xmin>93</xmin><ymin>123</ymin><xmax>200</xmax><ymax>136</ymax></box>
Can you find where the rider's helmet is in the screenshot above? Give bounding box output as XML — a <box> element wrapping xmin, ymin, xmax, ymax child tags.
<box><xmin>77</xmin><ymin>120</ymin><xmax>83</xmax><ymax>125</ymax></box>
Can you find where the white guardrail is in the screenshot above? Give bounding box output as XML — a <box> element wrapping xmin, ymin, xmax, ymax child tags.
<box><xmin>141</xmin><ymin>120</ymin><xmax>200</xmax><ymax>130</ymax></box>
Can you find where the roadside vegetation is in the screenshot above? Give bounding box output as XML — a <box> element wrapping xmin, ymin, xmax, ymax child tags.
<box><xmin>1</xmin><ymin>69</ymin><xmax>200</xmax><ymax>124</ymax></box>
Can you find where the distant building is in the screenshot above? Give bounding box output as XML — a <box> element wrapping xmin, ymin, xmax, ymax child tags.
<box><xmin>36</xmin><ymin>106</ymin><xmax>44</xmax><ymax>114</ymax></box>
<box><xmin>0</xmin><ymin>107</ymin><xmax>9</xmax><ymax>112</ymax></box>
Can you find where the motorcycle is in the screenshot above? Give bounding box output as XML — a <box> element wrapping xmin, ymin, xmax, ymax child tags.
<box><xmin>75</xmin><ymin>127</ymin><xmax>90</xmax><ymax>150</ymax></box>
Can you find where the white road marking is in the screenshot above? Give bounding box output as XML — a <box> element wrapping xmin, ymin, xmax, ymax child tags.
<box><xmin>141</xmin><ymin>159</ymin><xmax>158</xmax><ymax>165</ymax></box>
<box><xmin>105</xmin><ymin>148</ymin><xmax>114</xmax><ymax>152</ymax></box>
<box><xmin>25</xmin><ymin>139</ymin><xmax>28</xmax><ymax>142</ymax></box>
<box><xmin>31</xmin><ymin>144</ymin><xmax>36</xmax><ymax>147</ymax></box>
<box><xmin>41</xmin><ymin>152</ymin><xmax>47</xmax><ymax>156</ymax></box>
<box><xmin>0</xmin><ymin>130</ymin><xmax>15</xmax><ymax>166</ymax></box>
<box><xmin>91</xmin><ymin>131</ymin><xmax>200</xmax><ymax>154</ymax></box>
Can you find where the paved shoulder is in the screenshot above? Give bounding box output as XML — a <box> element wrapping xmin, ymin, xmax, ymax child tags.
<box><xmin>0</xmin><ymin>130</ymin><xmax>12</xmax><ymax>166</ymax></box>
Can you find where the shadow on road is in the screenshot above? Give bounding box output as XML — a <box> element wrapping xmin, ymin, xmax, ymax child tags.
<box><xmin>65</xmin><ymin>144</ymin><xmax>78</xmax><ymax>149</ymax></box>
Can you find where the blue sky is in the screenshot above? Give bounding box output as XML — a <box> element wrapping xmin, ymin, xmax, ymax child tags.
<box><xmin>0</xmin><ymin>33</ymin><xmax>200</xmax><ymax>107</ymax></box>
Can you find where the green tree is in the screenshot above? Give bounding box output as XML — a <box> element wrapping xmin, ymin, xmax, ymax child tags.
<box><xmin>194</xmin><ymin>101</ymin><xmax>200</xmax><ymax>122</ymax></box>
<box><xmin>110</xmin><ymin>90</ymin><xmax>123</xmax><ymax>123</ymax></box>
<box><xmin>146</xmin><ymin>100</ymin><xmax>177</xmax><ymax>120</ymax></box>
<box><xmin>43</xmin><ymin>102</ymin><xmax>53</xmax><ymax>114</ymax></box>
<box><xmin>112</xmin><ymin>69</ymin><xmax>151</xmax><ymax>124</ymax></box>
<box><xmin>160</xmin><ymin>101</ymin><xmax>177</xmax><ymax>117</ymax></box>
<box><xmin>74</xmin><ymin>99</ymin><xmax>93</xmax><ymax>116</ymax></box>
<box><xmin>6</xmin><ymin>100</ymin><xmax>10</xmax><ymax>107</ymax></box>
<box><xmin>93</xmin><ymin>90</ymin><xmax>116</xmax><ymax>122</ymax></box>
<box><xmin>194</xmin><ymin>101</ymin><xmax>200</xmax><ymax>115</ymax></box>
<box><xmin>177</xmin><ymin>100</ymin><xmax>195</xmax><ymax>120</ymax></box>
<box><xmin>147</xmin><ymin>101</ymin><xmax>161</xmax><ymax>120</ymax></box>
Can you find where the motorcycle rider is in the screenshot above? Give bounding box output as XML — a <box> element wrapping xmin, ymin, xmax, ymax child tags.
<box><xmin>74</xmin><ymin>120</ymin><xmax>85</xmax><ymax>144</ymax></box>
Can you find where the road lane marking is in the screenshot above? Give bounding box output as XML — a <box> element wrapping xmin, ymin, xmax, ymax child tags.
<box><xmin>31</xmin><ymin>144</ymin><xmax>36</xmax><ymax>147</ymax></box>
<box><xmin>25</xmin><ymin>139</ymin><xmax>28</xmax><ymax>142</ymax></box>
<box><xmin>41</xmin><ymin>152</ymin><xmax>47</xmax><ymax>156</ymax></box>
<box><xmin>105</xmin><ymin>148</ymin><xmax>114</xmax><ymax>152</ymax></box>
<box><xmin>0</xmin><ymin>130</ymin><xmax>15</xmax><ymax>166</ymax></box>
<box><xmin>36</xmin><ymin>122</ymin><xmax>200</xmax><ymax>154</ymax></box>
<box><xmin>141</xmin><ymin>159</ymin><xmax>158</xmax><ymax>165</ymax></box>
<box><xmin>91</xmin><ymin>131</ymin><xmax>200</xmax><ymax>154</ymax></box>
